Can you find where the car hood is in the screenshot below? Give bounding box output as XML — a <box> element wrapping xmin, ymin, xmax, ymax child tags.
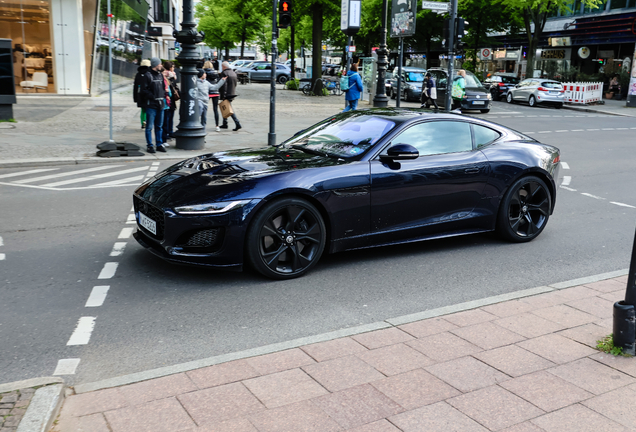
<box><xmin>465</xmin><ymin>87</ymin><xmax>488</xmax><ymax>97</ymax></box>
<box><xmin>134</xmin><ymin>147</ymin><xmax>347</xmax><ymax>207</ymax></box>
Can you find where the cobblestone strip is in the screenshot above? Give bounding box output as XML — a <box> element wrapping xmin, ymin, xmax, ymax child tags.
<box><xmin>0</xmin><ymin>388</ymin><xmax>35</xmax><ymax>432</ymax></box>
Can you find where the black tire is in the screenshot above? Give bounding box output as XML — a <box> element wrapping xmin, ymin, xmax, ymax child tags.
<box><xmin>278</xmin><ymin>75</ymin><xmax>289</xmax><ymax>84</ymax></box>
<box><xmin>528</xmin><ymin>95</ymin><xmax>536</xmax><ymax>107</ymax></box>
<box><xmin>491</xmin><ymin>89</ymin><xmax>499</xmax><ymax>101</ymax></box>
<box><xmin>555</xmin><ymin>103</ymin><xmax>563</xmax><ymax>109</ymax></box>
<box><xmin>246</xmin><ymin>197</ymin><xmax>326</xmax><ymax>279</ymax></box>
<box><xmin>497</xmin><ymin>176</ymin><xmax>551</xmax><ymax>243</ymax></box>
<box><xmin>301</xmin><ymin>83</ymin><xmax>311</xmax><ymax>95</ymax></box>
<box><xmin>506</xmin><ymin>92</ymin><xmax>514</xmax><ymax>104</ymax></box>
<box><xmin>480</xmin><ymin>109</ymin><xmax>490</xmax><ymax>114</ymax></box>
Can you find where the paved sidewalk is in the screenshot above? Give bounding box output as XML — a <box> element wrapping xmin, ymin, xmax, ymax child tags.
<box><xmin>48</xmin><ymin>274</ymin><xmax>635</xmax><ymax>432</ymax></box>
<box><xmin>562</xmin><ymin>97</ymin><xmax>636</xmax><ymax>117</ymax></box>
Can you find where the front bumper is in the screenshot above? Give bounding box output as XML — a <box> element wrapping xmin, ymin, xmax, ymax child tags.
<box><xmin>461</xmin><ymin>98</ymin><xmax>492</xmax><ymax>110</ymax></box>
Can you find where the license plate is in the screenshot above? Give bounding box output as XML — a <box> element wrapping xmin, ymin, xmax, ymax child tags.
<box><xmin>138</xmin><ymin>211</ymin><xmax>156</xmax><ymax>235</ymax></box>
<box><xmin>472</xmin><ymin>100</ymin><xmax>485</xmax><ymax>105</ymax></box>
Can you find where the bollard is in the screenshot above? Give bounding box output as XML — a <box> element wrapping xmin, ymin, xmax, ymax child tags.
<box><xmin>613</xmin><ymin>301</ymin><xmax>635</xmax><ymax>356</ymax></box>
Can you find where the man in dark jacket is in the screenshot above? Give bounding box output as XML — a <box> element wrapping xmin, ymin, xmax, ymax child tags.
<box><xmin>219</xmin><ymin>61</ymin><xmax>242</xmax><ymax>131</ymax></box>
<box><xmin>133</xmin><ymin>59</ymin><xmax>151</xmax><ymax>128</ymax></box>
<box><xmin>140</xmin><ymin>57</ymin><xmax>166</xmax><ymax>153</ymax></box>
<box><xmin>420</xmin><ymin>72</ymin><xmax>438</xmax><ymax>109</ymax></box>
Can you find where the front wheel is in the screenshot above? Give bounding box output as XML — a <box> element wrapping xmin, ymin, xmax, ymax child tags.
<box><xmin>506</xmin><ymin>92</ymin><xmax>514</xmax><ymax>104</ymax></box>
<box><xmin>246</xmin><ymin>198</ymin><xmax>326</xmax><ymax>279</ymax></box>
<box><xmin>278</xmin><ymin>75</ymin><xmax>289</xmax><ymax>84</ymax></box>
<box><xmin>528</xmin><ymin>95</ymin><xmax>536</xmax><ymax>107</ymax></box>
<box><xmin>497</xmin><ymin>176</ymin><xmax>551</xmax><ymax>242</ymax></box>
<box><xmin>301</xmin><ymin>84</ymin><xmax>311</xmax><ymax>95</ymax></box>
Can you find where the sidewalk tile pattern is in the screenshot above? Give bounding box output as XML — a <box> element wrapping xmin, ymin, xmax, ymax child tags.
<box><xmin>52</xmin><ymin>276</ymin><xmax>636</xmax><ymax>432</ymax></box>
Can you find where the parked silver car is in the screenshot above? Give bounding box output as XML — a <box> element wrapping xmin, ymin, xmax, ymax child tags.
<box><xmin>506</xmin><ymin>79</ymin><xmax>564</xmax><ymax>108</ymax></box>
<box><xmin>236</xmin><ymin>62</ymin><xmax>291</xmax><ymax>84</ymax></box>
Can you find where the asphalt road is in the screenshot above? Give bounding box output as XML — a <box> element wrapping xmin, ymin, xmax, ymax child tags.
<box><xmin>1</xmin><ymin>101</ymin><xmax>635</xmax><ymax>386</ymax></box>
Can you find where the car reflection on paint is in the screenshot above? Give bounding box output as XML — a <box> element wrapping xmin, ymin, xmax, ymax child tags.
<box><xmin>133</xmin><ymin>108</ymin><xmax>560</xmax><ymax>279</ymax></box>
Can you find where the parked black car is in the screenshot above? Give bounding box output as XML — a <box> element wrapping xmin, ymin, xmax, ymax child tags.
<box><xmin>386</xmin><ymin>67</ymin><xmax>427</xmax><ymax>102</ymax></box>
<box><xmin>484</xmin><ymin>74</ymin><xmax>520</xmax><ymax>101</ymax></box>
<box><xmin>426</xmin><ymin>68</ymin><xmax>492</xmax><ymax>113</ymax></box>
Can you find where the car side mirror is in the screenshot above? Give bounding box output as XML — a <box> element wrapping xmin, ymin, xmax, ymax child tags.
<box><xmin>380</xmin><ymin>144</ymin><xmax>419</xmax><ymax>161</ymax></box>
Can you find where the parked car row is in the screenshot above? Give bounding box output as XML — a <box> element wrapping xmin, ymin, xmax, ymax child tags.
<box><xmin>234</xmin><ymin>61</ymin><xmax>292</xmax><ymax>84</ymax></box>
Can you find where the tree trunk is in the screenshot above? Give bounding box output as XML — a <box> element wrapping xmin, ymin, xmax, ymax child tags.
<box><xmin>311</xmin><ymin>2</ymin><xmax>323</xmax><ymax>95</ymax></box>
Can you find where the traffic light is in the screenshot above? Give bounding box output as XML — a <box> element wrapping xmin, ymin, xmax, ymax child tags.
<box><xmin>456</xmin><ymin>17</ymin><xmax>468</xmax><ymax>49</ymax></box>
<box><xmin>278</xmin><ymin>0</ymin><xmax>292</xmax><ymax>28</ymax></box>
<box><xmin>442</xmin><ymin>18</ymin><xmax>451</xmax><ymax>48</ymax></box>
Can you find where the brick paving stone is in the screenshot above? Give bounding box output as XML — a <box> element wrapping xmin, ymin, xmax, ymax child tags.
<box><xmin>398</xmin><ymin>317</ymin><xmax>459</xmax><ymax>338</ymax></box>
<box><xmin>494</xmin><ymin>312</ymin><xmax>566</xmax><ymax>338</ymax></box>
<box><xmin>183</xmin><ymin>417</ymin><xmax>258</xmax><ymax>432</ymax></box>
<box><xmin>104</xmin><ymin>397</ymin><xmax>196</xmax><ymax>432</ymax></box>
<box><xmin>242</xmin><ymin>369</ymin><xmax>328</xmax><ymax>409</ymax></box>
<box><xmin>448</xmin><ymin>385</ymin><xmax>545</xmax><ymax>431</ymax></box>
<box><xmin>301</xmin><ymin>337</ymin><xmax>368</xmax><ymax>362</ymax></box>
<box><xmin>406</xmin><ymin>332</ymin><xmax>482</xmax><ymax>362</ymax></box>
<box><xmin>310</xmin><ymin>384</ymin><xmax>404</xmax><ymax>429</ymax></box>
<box><xmin>13</xmin><ymin>400</ymin><xmax>29</xmax><ymax>409</ymax></box>
<box><xmin>186</xmin><ymin>359</ymin><xmax>260</xmax><ymax>390</ymax></box>
<box><xmin>450</xmin><ymin>321</ymin><xmax>526</xmax><ymax>350</ymax></box>
<box><xmin>371</xmin><ymin>368</ymin><xmax>460</xmax><ymax>410</ymax></box>
<box><xmin>500</xmin><ymin>370</ymin><xmax>593</xmax><ymax>411</ymax></box>
<box><xmin>599</xmin><ymin>290</ymin><xmax>625</xmax><ymax>302</ymax></box>
<box><xmin>532</xmin><ymin>304</ymin><xmax>598</xmax><ymax>328</ymax></box>
<box><xmin>547</xmin><ymin>357</ymin><xmax>636</xmax><ymax>395</ymax></box>
<box><xmin>0</xmin><ymin>394</ymin><xmax>17</xmax><ymax>403</ymax></box>
<box><xmin>0</xmin><ymin>404</ymin><xmax>11</xmax><ymax>409</ymax></box>
<box><xmin>499</xmin><ymin>422</ymin><xmax>546</xmax><ymax>432</ymax></box>
<box><xmin>3</xmin><ymin>417</ymin><xmax>21</xmax><ymax>428</ymax></box>
<box><xmin>590</xmin><ymin>352</ymin><xmax>636</xmax><ymax>378</ymax></box>
<box><xmin>0</xmin><ymin>409</ymin><xmax>10</xmax><ymax>416</ymax></box>
<box><xmin>58</xmin><ymin>388</ymin><xmax>128</xmax><ymax>418</ymax></box>
<box><xmin>519</xmin><ymin>291</ymin><xmax>570</xmax><ymax>309</ymax></box>
<box><xmin>473</xmin><ymin>345</ymin><xmax>556</xmax><ymax>377</ymax></box>
<box><xmin>8</xmin><ymin>408</ymin><xmax>25</xmax><ymax>417</ymax></box>
<box><xmin>581</xmin><ymin>384</ymin><xmax>636</xmax><ymax>429</ymax></box>
<box><xmin>425</xmin><ymin>356</ymin><xmax>511</xmax><ymax>392</ymax></box>
<box><xmin>357</xmin><ymin>343</ymin><xmax>435</xmax><ymax>376</ymax></box>
<box><xmin>530</xmin><ymin>403</ymin><xmax>628</xmax><ymax>432</ymax></box>
<box><xmin>583</xmin><ymin>279</ymin><xmax>625</xmax><ymax>293</ymax></box>
<box><xmin>552</xmin><ymin>286</ymin><xmax>601</xmax><ymax>302</ymax></box>
<box><xmin>480</xmin><ymin>300</ymin><xmax>534</xmax><ymax>318</ymax></box>
<box><xmin>388</xmin><ymin>401</ymin><xmax>488</xmax><ymax>432</ymax></box>
<box><xmin>518</xmin><ymin>333</ymin><xmax>597</xmax><ymax>363</ymax></box>
<box><xmin>352</xmin><ymin>328</ymin><xmax>414</xmax><ymax>350</ymax></box>
<box><xmin>246</xmin><ymin>348</ymin><xmax>316</xmax><ymax>375</ymax></box>
<box><xmin>443</xmin><ymin>309</ymin><xmax>497</xmax><ymax>327</ymax></box>
<box><xmin>248</xmin><ymin>400</ymin><xmax>341</xmax><ymax>432</ymax></box>
<box><xmin>119</xmin><ymin>373</ymin><xmax>197</xmax><ymax>406</ymax></box>
<box><xmin>51</xmin><ymin>413</ymin><xmax>111</xmax><ymax>432</ymax></box>
<box><xmin>344</xmin><ymin>419</ymin><xmax>401</xmax><ymax>432</ymax></box>
<box><xmin>177</xmin><ymin>382</ymin><xmax>265</xmax><ymax>425</ymax></box>
<box><xmin>302</xmin><ymin>356</ymin><xmax>385</xmax><ymax>393</ymax></box>
<box><xmin>557</xmin><ymin>322</ymin><xmax>610</xmax><ymax>348</ymax></box>
<box><xmin>565</xmin><ymin>297</ymin><xmax>614</xmax><ymax>319</ymax></box>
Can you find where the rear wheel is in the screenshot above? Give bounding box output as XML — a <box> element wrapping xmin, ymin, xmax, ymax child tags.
<box><xmin>278</xmin><ymin>75</ymin><xmax>289</xmax><ymax>84</ymax></box>
<box><xmin>528</xmin><ymin>95</ymin><xmax>536</xmax><ymax>107</ymax></box>
<box><xmin>246</xmin><ymin>197</ymin><xmax>326</xmax><ymax>279</ymax></box>
<box><xmin>506</xmin><ymin>92</ymin><xmax>514</xmax><ymax>104</ymax></box>
<box><xmin>497</xmin><ymin>176</ymin><xmax>551</xmax><ymax>242</ymax></box>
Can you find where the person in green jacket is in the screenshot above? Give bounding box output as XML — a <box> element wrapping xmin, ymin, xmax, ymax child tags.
<box><xmin>451</xmin><ymin>69</ymin><xmax>466</xmax><ymax>110</ymax></box>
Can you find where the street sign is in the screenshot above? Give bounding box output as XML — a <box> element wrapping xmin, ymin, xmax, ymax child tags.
<box><xmin>341</xmin><ymin>0</ymin><xmax>361</xmax><ymax>35</ymax></box>
<box><xmin>391</xmin><ymin>0</ymin><xmax>417</xmax><ymax>38</ymax></box>
<box><xmin>348</xmin><ymin>45</ymin><xmax>356</xmax><ymax>52</ymax></box>
<box><xmin>478</xmin><ymin>48</ymin><xmax>492</xmax><ymax>60</ymax></box>
<box><xmin>422</xmin><ymin>1</ymin><xmax>449</xmax><ymax>11</ymax></box>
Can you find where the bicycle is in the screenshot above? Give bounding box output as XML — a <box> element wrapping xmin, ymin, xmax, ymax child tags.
<box><xmin>301</xmin><ymin>78</ymin><xmax>341</xmax><ymax>96</ymax></box>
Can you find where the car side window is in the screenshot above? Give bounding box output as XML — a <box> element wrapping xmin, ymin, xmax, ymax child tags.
<box><xmin>472</xmin><ymin>124</ymin><xmax>501</xmax><ymax>148</ymax></box>
<box><xmin>391</xmin><ymin>121</ymin><xmax>472</xmax><ymax>156</ymax></box>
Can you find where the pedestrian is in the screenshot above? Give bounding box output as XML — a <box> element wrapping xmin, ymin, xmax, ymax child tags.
<box><xmin>451</xmin><ymin>69</ymin><xmax>466</xmax><ymax>111</ymax></box>
<box><xmin>212</xmin><ymin>57</ymin><xmax>219</xmax><ymax>71</ymax></box>
<box><xmin>203</xmin><ymin>60</ymin><xmax>221</xmax><ymax>132</ymax></box>
<box><xmin>342</xmin><ymin>63</ymin><xmax>363</xmax><ymax>112</ymax></box>
<box><xmin>219</xmin><ymin>61</ymin><xmax>242</xmax><ymax>131</ymax></box>
<box><xmin>133</xmin><ymin>59</ymin><xmax>151</xmax><ymax>129</ymax></box>
<box><xmin>196</xmin><ymin>69</ymin><xmax>226</xmax><ymax>130</ymax></box>
<box><xmin>140</xmin><ymin>57</ymin><xmax>167</xmax><ymax>153</ymax></box>
<box><xmin>420</xmin><ymin>72</ymin><xmax>438</xmax><ymax>109</ymax></box>
<box><xmin>161</xmin><ymin>61</ymin><xmax>180</xmax><ymax>144</ymax></box>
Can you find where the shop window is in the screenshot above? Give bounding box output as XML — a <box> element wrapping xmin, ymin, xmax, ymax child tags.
<box><xmin>610</xmin><ymin>0</ymin><xmax>628</xmax><ymax>9</ymax></box>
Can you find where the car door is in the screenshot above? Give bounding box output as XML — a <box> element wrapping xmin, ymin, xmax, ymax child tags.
<box><xmin>369</xmin><ymin>120</ymin><xmax>491</xmax><ymax>244</ymax></box>
<box><xmin>429</xmin><ymin>70</ymin><xmax>448</xmax><ymax>107</ymax></box>
<box><xmin>514</xmin><ymin>79</ymin><xmax>532</xmax><ymax>100</ymax></box>
<box><xmin>251</xmin><ymin>64</ymin><xmax>271</xmax><ymax>81</ymax></box>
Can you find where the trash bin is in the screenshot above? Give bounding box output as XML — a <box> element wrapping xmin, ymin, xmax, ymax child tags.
<box><xmin>0</xmin><ymin>38</ymin><xmax>17</xmax><ymax>121</ymax></box>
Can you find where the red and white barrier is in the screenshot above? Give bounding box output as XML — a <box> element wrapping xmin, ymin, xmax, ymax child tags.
<box><xmin>562</xmin><ymin>82</ymin><xmax>603</xmax><ymax>104</ymax></box>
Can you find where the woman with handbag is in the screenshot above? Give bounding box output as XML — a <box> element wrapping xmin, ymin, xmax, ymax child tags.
<box><xmin>420</xmin><ymin>72</ymin><xmax>438</xmax><ymax>109</ymax></box>
<box><xmin>161</xmin><ymin>61</ymin><xmax>180</xmax><ymax>143</ymax></box>
<box><xmin>203</xmin><ymin>61</ymin><xmax>221</xmax><ymax>132</ymax></box>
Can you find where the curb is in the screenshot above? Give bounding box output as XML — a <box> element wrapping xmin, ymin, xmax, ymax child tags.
<box><xmin>0</xmin><ymin>155</ymin><xmax>194</xmax><ymax>169</ymax></box>
<box><xmin>563</xmin><ymin>103</ymin><xmax>636</xmax><ymax>117</ymax></box>
<box><xmin>15</xmin><ymin>384</ymin><xmax>65</xmax><ymax>432</ymax></box>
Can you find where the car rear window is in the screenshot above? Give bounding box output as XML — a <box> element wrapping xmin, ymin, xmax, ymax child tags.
<box><xmin>500</xmin><ymin>76</ymin><xmax>519</xmax><ymax>84</ymax></box>
<box><xmin>541</xmin><ymin>82</ymin><xmax>562</xmax><ymax>89</ymax></box>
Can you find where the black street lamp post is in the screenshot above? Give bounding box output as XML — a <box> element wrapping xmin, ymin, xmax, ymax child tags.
<box><xmin>373</xmin><ymin>0</ymin><xmax>389</xmax><ymax>108</ymax></box>
<box><xmin>173</xmin><ymin>0</ymin><xmax>206</xmax><ymax>150</ymax></box>
<box><xmin>613</xmin><ymin>224</ymin><xmax>636</xmax><ymax>355</ymax></box>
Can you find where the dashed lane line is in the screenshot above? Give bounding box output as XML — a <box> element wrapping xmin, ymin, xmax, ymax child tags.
<box><xmin>97</xmin><ymin>262</ymin><xmax>119</xmax><ymax>279</ymax></box>
<box><xmin>110</xmin><ymin>242</ymin><xmax>127</xmax><ymax>256</ymax></box>
<box><xmin>610</xmin><ymin>202</ymin><xmax>636</xmax><ymax>209</ymax></box>
<box><xmin>562</xmin><ymin>176</ymin><xmax>571</xmax><ymax>186</ymax></box>
<box><xmin>561</xmin><ymin>162</ymin><xmax>570</xmax><ymax>169</ymax></box>
<box><xmin>0</xmin><ymin>168</ymin><xmax>58</xmax><ymax>179</ymax></box>
<box><xmin>53</xmin><ymin>359</ymin><xmax>81</xmax><ymax>376</ymax></box>
<box><xmin>66</xmin><ymin>317</ymin><xmax>96</xmax><ymax>346</ymax></box>
<box><xmin>86</xmin><ymin>286</ymin><xmax>110</xmax><ymax>307</ymax></box>
<box><xmin>118</xmin><ymin>227</ymin><xmax>134</xmax><ymax>239</ymax></box>
<box><xmin>0</xmin><ymin>254</ymin><xmax>5</xmax><ymax>261</ymax></box>
<box><xmin>581</xmin><ymin>193</ymin><xmax>605</xmax><ymax>200</ymax></box>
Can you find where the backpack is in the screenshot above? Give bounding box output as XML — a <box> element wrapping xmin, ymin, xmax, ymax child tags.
<box><xmin>340</xmin><ymin>74</ymin><xmax>351</xmax><ymax>91</ymax></box>
<box><xmin>451</xmin><ymin>77</ymin><xmax>465</xmax><ymax>99</ymax></box>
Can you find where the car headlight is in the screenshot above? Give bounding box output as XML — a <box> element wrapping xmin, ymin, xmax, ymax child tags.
<box><xmin>487</xmin><ymin>93</ymin><xmax>492</xmax><ymax>100</ymax></box>
<box><xmin>174</xmin><ymin>200</ymin><xmax>251</xmax><ymax>215</ymax></box>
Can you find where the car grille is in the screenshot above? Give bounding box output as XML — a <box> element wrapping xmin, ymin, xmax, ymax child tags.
<box><xmin>133</xmin><ymin>196</ymin><xmax>165</xmax><ymax>240</ymax></box>
<box><xmin>176</xmin><ymin>228</ymin><xmax>224</xmax><ymax>253</ymax></box>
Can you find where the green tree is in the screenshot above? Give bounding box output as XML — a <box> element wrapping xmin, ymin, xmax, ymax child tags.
<box><xmin>499</xmin><ymin>0</ymin><xmax>602</xmax><ymax>77</ymax></box>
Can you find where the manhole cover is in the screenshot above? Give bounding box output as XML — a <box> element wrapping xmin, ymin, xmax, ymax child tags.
<box><xmin>91</xmin><ymin>106</ymin><xmax>126</xmax><ymax>112</ymax></box>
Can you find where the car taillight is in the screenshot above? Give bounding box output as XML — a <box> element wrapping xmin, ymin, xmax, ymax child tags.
<box><xmin>553</xmin><ymin>155</ymin><xmax>560</xmax><ymax>164</ymax></box>
<box><xmin>498</xmin><ymin>82</ymin><xmax>506</xmax><ymax>87</ymax></box>
<box><xmin>538</xmin><ymin>87</ymin><xmax>549</xmax><ymax>92</ymax></box>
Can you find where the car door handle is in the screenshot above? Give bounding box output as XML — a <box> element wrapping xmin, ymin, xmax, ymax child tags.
<box><xmin>464</xmin><ymin>168</ymin><xmax>480</xmax><ymax>174</ymax></box>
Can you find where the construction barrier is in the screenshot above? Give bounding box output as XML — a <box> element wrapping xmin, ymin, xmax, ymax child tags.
<box><xmin>562</xmin><ymin>82</ymin><xmax>603</xmax><ymax>104</ymax></box>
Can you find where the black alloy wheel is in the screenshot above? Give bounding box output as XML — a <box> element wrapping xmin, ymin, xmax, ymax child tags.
<box><xmin>278</xmin><ymin>75</ymin><xmax>289</xmax><ymax>84</ymax></box>
<box><xmin>506</xmin><ymin>92</ymin><xmax>514</xmax><ymax>104</ymax></box>
<box><xmin>497</xmin><ymin>176</ymin><xmax>551</xmax><ymax>242</ymax></box>
<box><xmin>528</xmin><ymin>95</ymin><xmax>536</xmax><ymax>107</ymax></box>
<box><xmin>247</xmin><ymin>198</ymin><xmax>326</xmax><ymax>279</ymax></box>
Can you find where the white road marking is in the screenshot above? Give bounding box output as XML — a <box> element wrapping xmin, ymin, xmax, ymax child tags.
<box><xmin>0</xmin><ymin>236</ymin><xmax>3</xmax><ymax>246</ymax></box>
<box><xmin>110</xmin><ymin>242</ymin><xmax>127</xmax><ymax>256</ymax></box>
<box><xmin>522</xmin><ymin>132</ymin><xmax>535</xmax><ymax>134</ymax></box>
<box><xmin>0</xmin><ymin>168</ymin><xmax>58</xmax><ymax>179</ymax></box>
<box><xmin>560</xmin><ymin>186</ymin><xmax>577</xmax><ymax>191</ymax></box>
<box><xmin>0</xmin><ymin>253</ymin><xmax>5</xmax><ymax>261</ymax></box>
<box><xmin>581</xmin><ymin>193</ymin><xmax>605</xmax><ymax>200</ymax></box>
<box><xmin>42</xmin><ymin>166</ymin><xmax>149</xmax><ymax>187</ymax></box>
<box><xmin>98</xmin><ymin>262</ymin><xmax>119</xmax><ymax>279</ymax></box>
<box><xmin>152</xmin><ymin>162</ymin><xmax>160</xmax><ymax>166</ymax></box>
<box><xmin>602</xmin><ymin>128</ymin><xmax>615</xmax><ymax>131</ymax></box>
<box><xmin>617</xmin><ymin>128</ymin><xmax>628</xmax><ymax>130</ymax></box>
<box><xmin>538</xmin><ymin>131</ymin><xmax>551</xmax><ymax>134</ymax></box>
<box><xmin>610</xmin><ymin>202</ymin><xmax>636</xmax><ymax>209</ymax></box>
<box><xmin>118</xmin><ymin>227</ymin><xmax>134</xmax><ymax>239</ymax></box>
<box><xmin>53</xmin><ymin>359</ymin><xmax>80</xmax><ymax>375</ymax></box>
<box><xmin>556</xmin><ymin>130</ymin><xmax>568</xmax><ymax>133</ymax></box>
<box><xmin>564</xmin><ymin>115</ymin><xmax>574</xmax><ymax>117</ymax></box>
<box><xmin>126</xmin><ymin>214</ymin><xmax>136</xmax><ymax>224</ymax></box>
<box><xmin>12</xmin><ymin>165</ymin><xmax>121</xmax><ymax>184</ymax></box>
<box><xmin>66</xmin><ymin>317</ymin><xmax>96</xmax><ymax>345</ymax></box>
<box><xmin>562</xmin><ymin>176</ymin><xmax>571</xmax><ymax>186</ymax></box>
<box><xmin>631</xmin><ymin>127</ymin><xmax>636</xmax><ymax>130</ymax></box>
<box><xmin>561</xmin><ymin>162</ymin><xmax>570</xmax><ymax>169</ymax></box>
<box><xmin>86</xmin><ymin>286</ymin><xmax>110</xmax><ymax>307</ymax></box>
<box><xmin>92</xmin><ymin>175</ymin><xmax>145</xmax><ymax>187</ymax></box>
<box><xmin>527</xmin><ymin>115</ymin><xmax>537</xmax><ymax>117</ymax></box>
<box><xmin>587</xmin><ymin>128</ymin><xmax>600</xmax><ymax>131</ymax></box>
<box><xmin>571</xmin><ymin>129</ymin><xmax>584</xmax><ymax>132</ymax></box>
<box><xmin>0</xmin><ymin>181</ymin><xmax>147</xmax><ymax>191</ymax></box>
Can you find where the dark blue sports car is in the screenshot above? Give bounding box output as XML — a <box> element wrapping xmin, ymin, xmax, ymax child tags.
<box><xmin>133</xmin><ymin>108</ymin><xmax>560</xmax><ymax>279</ymax></box>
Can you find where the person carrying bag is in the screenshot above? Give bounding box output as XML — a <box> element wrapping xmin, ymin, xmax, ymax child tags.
<box><xmin>420</xmin><ymin>72</ymin><xmax>438</xmax><ymax>109</ymax></box>
<box><xmin>342</xmin><ymin>63</ymin><xmax>364</xmax><ymax>112</ymax></box>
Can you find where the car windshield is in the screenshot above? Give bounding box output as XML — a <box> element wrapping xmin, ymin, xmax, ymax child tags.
<box><xmin>541</xmin><ymin>81</ymin><xmax>562</xmax><ymax>89</ymax></box>
<box><xmin>406</xmin><ymin>72</ymin><xmax>424</xmax><ymax>82</ymax></box>
<box><xmin>464</xmin><ymin>73</ymin><xmax>483</xmax><ymax>88</ymax></box>
<box><xmin>283</xmin><ymin>115</ymin><xmax>396</xmax><ymax>158</ymax></box>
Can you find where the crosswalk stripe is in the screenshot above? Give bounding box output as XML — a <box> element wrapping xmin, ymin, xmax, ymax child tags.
<box><xmin>92</xmin><ymin>175</ymin><xmax>145</xmax><ymax>187</ymax></box>
<box><xmin>41</xmin><ymin>166</ymin><xmax>149</xmax><ymax>187</ymax></box>
<box><xmin>13</xmin><ymin>165</ymin><xmax>123</xmax><ymax>184</ymax></box>
<box><xmin>0</xmin><ymin>168</ymin><xmax>59</xmax><ymax>179</ymax></box>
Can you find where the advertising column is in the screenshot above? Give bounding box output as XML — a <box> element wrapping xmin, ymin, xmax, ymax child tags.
<box><xmin>627</xmin><ymin>46</ymin><xmax>636</xmax><ymax>107</ymax></box>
